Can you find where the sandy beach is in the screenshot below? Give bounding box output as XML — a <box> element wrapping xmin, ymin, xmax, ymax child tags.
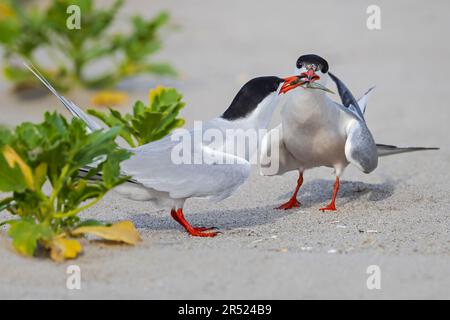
<box><xmin>1</xmin><ymin>0</ymin><xmax>449</xmax><ymax>299</ymax></box>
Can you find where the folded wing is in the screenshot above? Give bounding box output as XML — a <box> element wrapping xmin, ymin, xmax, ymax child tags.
<box><xmin>123</xmin><ymin>137</ymin><xmax>251</xmax><ymax>201</ymax></box>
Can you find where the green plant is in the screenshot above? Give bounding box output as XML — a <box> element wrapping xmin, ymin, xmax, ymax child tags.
<box><xmin>0</xmin><ymin>0</ymin><xmax>176</xmax><ymax>92</ymax></box>
<box><xmin>0</xmin><ymin>112</ymin><xmax>139</xmax><ymax>261</ymax></box>
<box><xmin>87</xmin><ymin>86</ymin><xmax>186</xmax><ymax>147</ymax></box>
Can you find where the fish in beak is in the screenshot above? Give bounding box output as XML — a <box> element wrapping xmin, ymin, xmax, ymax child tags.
<box><xmin>279</xmin><ymin>67</ymin><xmax>334</xmax><ymax>95</ymax></box>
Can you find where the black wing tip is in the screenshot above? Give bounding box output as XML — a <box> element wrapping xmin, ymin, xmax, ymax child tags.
<box><xmin>78</xmin><ymin>167</ymin><xmax>137</xmax><ymax>184</ymax></box>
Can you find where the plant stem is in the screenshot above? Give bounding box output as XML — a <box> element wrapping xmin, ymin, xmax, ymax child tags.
<box><xmin>53</xmin><ymin>195</ymin><xmax>104</xmax><ymax>219</ymax></box>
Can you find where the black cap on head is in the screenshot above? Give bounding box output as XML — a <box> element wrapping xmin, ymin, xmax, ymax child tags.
<box><xmin>296</xmin><ymin>54</ymin><xmax>329</xmax><ymax>73</ymax></box>
<box><xmin>221</xmin><ymin>76</ymin><xmax>283</xmax><ymax>120</ymax></box>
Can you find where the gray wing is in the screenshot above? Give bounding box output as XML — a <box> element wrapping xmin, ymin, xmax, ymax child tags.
<box><xmin>122</xmin><ymin>134</ymin><xmax>251</xmax><ymax>201</ymax></box>
<box><xmin>345</xmin><ymin>120</ymin><xmax>378</xmax><ymax>173</ymax></box>
<box><xmin>330</xmin><ymin>71</ymin><xmax>439</xmax><ymax>162</ymax></box>
<box><xmin>329</xmin><ymin>72</ymin><xmax>365</xmax><ymax>121</ymax></box>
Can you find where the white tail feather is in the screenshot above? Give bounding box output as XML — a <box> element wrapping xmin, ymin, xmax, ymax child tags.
<box><xmin>376</xmin><ymin>144</ymin><xmax>439</xmax><ymax>157</ymax></box>
<box><xmin>357</xmin><ymin>86</ymin><xmax>375</xmax><ymax>114</ymax></box>
<box><xmin>23</xmin><ymin>62</ymin><xmax>102</xmax><ymax>132</ymax></box>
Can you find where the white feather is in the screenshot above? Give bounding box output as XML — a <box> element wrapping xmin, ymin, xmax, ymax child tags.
<box><xmin>23</xmin><ymin>62</ymin><xmax>102</xmax><ymax>132</ymax></box>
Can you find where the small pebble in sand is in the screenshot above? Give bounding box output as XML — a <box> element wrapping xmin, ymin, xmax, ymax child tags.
<box><xmin>358</xmin><ymin>229</ymin><xmax>379</xmax><ymax>234</ymax></box>
<box><xmin>336</xmin><ymin>224</ymin><xmax>347</xmax><ymax>229</ymax></box>
<box><xmin>327</xmin><ymin>249</ymin><xmax>337</xmax><ymax>254</ymax></box>
<box><xmin>300</xmin><ymin>246</ymin><xmax>313</xmax><ymax>251</ymax></box>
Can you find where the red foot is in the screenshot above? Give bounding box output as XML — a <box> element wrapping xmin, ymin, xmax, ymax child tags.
<box><xmin>319</xmin><ymin>176</ymin><xmax>340</xmax><ymax>212</ymax></box>
<box><xmin>277</xmin><ymin>172</ymin><xmax>303</xmax><ymax>210</ymax></box>
<box><xmin>186</xmin><ymin>228</ymin><xmax>220</xmax><ymax>237</ymax></box>
<box><xmin>276</xmin><ymin>198</ymin><xmax>301</xmax><ymax>210</ymax></box>
<box><xmin>171</xmin><ymin>209</ymin><xmax>220</xmax><ymax>237</ymax></box>
<box><xmin>319</xmin><ymin>203</ymin><xmax>337</xmax><ymax>212</ymax></box>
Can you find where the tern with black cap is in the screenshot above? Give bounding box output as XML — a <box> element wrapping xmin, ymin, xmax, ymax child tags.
<box><xmin>25</xmin><ymin>62</ymin><xmax>302</xmax><ymax>237</ymax></box>
<box><xmin>260</xmin><ymin>54</ymin><xmax>438</xmax><ymax>211</ymax></box>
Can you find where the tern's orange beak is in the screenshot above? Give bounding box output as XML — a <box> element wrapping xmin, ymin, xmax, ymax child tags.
<box><xmin>301</xmin><ymin>68</ymin><xmax>320</xmax><ymax>83</ymax></box>
<box><xmin>279</xmin><ymin>76</ymin><xmax>306</xmax><ymax>95</ymax></box>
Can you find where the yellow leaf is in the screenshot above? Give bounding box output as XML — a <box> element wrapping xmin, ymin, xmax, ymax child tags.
<box><xmin>2</xmin><ymin>145</ymin><xmax>34</xmax><ymax>190</ymax></box>
<box><xmin>0</xmin><ymin>3</ymin><xmax>15</xmax><ymax>20</ymax></box>
<box><xmin>149</xmin><ymin>85</ymin><xmax>163</xmax><ymax>105</ymax></box>
<box><xmin>90</xmin><ymin>91</ymin><xmax>128</xmax><ymax>107</ymax></box>
<box><xmin>72</xmin><ymin>221</ymin><xmax>141</xmax><ymax>245</ymax></box>
<box><xmin>49</xmin><ymin>238</ymin><xmax>82</xmax><ymax>262</ymax></box>
<box><xmin>34</xmin><ymin>163</ymin><xmax>47</xmax><ymax>189</ymax></box>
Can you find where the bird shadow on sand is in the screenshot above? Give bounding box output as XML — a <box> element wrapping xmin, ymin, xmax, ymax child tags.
<box><xmin>277</xmin><ymin>179</ymin><xmax>396</xmax><ymax>209</ymax></box>
<box><xmin>130</xmin><ymin>179</ymin><xmax>396</xmax><ymax>232</ymax></box>
<box><xmin>130</xmin><ymin>205</ymin><xmax>293</xmax><ymax>232</ymax></box>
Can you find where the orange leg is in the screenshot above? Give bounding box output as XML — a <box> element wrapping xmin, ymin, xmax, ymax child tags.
<box><xmin>276</xmin><ymin>172</ymin><xmax>304</xmax><ymax>210</ymax></box>
<box><xmin>319</xmin><ymin>176</ymin><xmax>340</xmax><ymax>212</ymax></box>
<box><xmin>170</xmin><ymin>208</ymin><xmax>219</xmax><ymax>237</ymax></box>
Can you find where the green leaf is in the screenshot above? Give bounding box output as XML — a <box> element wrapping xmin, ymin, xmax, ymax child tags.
<box><xmin>60</xmin><ymin>181</ymin><xmax>103</xmax><ymax>210</ymax></box>
<box><xmin>0</xmin><ymin>20</ymin><xmax>21</xmax><ymax>44</ymax></box>
<box><xmin>87</xmin><ymin>109</ymin><xmax>136</xmax><ymax>147</ymax></box>
<box><xmin>151</xmin><ymin>118</ymin><xmax>185</xmax><ymax>142</ymax></box>
<box><xmin>0</xmin><ymin>126</ymin><xmax>14</xmax><ymax>146</ymax></box>
<box><xmin>87</xmin><ymin>87</ymin><xmax>185</xmax><ymax>146</ymax></box>
<box><xmin>71</xmin><ymin>126</ymin><xmax>121</xmax><ymax>169</ymax></box>
<box><xmin>143</xmin><ymin>63</ymin><xmax>177</xmax><ymax>76</ymax></box>
<box><xmin>132</xmin><ymin>100</ymin><xmax>146</xmax><ymax>117</ymax></box>
<box><xmin>102</xmin><ymin>149</ymin><xmax>132</xmax><ymax>188</ymax></box>
<box><xmin>131</xmin><ymin>112</ymin><xmax>164</xmax><ymax>143</ymax></box>
<box><xmin>8</xmin><ymin>220</ymin><xmax>53</xmax><ymax>256</ymax></box>
<box><xmin>1</xmin><ymin>0</ymin><xmax>175</xmax><ymax>91</ymax></box>
<box><xmin>0</xmin><ymin>110</ymin><xmax>133</xmax><ymax>261</ymax></box>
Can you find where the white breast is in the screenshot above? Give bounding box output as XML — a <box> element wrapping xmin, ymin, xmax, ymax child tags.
<box><xmin>280</xmin><ymin>89</ymin><xmax>353</xmax><ymax>172</ymax></box>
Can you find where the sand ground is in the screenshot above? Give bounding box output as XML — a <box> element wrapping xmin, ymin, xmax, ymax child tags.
<box><xmin>0</xmin><ymin>0</ymin><xmax>449</xmax><ymax>299</ymax></box>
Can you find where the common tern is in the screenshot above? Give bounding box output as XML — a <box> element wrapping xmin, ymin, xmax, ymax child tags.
<box><xmin>25</xmin><ymin>63</ymin><xmax>302</xmax><ymax>237</ymax></box>
<box><xmin>260</xmin><ymin>54</ymin><xmax>438</xmax><ymax>211</ymax></box>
